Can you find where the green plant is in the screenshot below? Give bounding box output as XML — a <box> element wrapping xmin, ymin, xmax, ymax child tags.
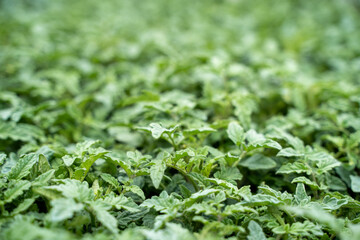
<box><xmin>1</xmin><ymin>0</ymin><xmax>360</xmax><ymax>239</ymax></box>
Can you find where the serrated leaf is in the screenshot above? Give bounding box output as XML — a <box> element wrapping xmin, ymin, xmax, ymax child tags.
<box><xmin>247</xmin><ymin>221</ymin><xmax>266</xmax><ymax>240</ymax></box>
<box><xmin>11</xmin><ymin>198</ymin><xmax>35</xmax><ymax>215</ymax></box>
<box><xmin>245</xmin><ymin>129</ymin><xmax>282</xmax><ymax>151</ymax></box>
<box><xmin>114</xmin><ymin>158</ymin><xmax>133</xmax><ymax>177</ymax></box>
<box><xmin>138</xmin><ymin>123</ymin><xmax>178</xmax><ymax>139</ymax></box>
<box><xmin>235</xmin><ymin>186</ymin><xmax>252</xmax><ymax>201</ymax></box>
<box><xmin>320</xmin><ymin>195</ymin><xmax>348</xmax><ymax>211</ymax></box>
<box><xmin>124</xmin><ymin>185</ymin><xmax>145</xmax><ymax>200</ymax></box>
<box><xmin>276</xmin><ymin>148</ymin><xmax>303</xmax><ymax>157</ymax></box>
<box><xmin>214</xmin><ymin>167</ymin><xmax>242</xmax><ymax>184</ymax></box>
<box><xmin>223</xmin><ymin>203</ymin><xmax>258</xmax><ymax>215</ymax></box>
<box><xmin>45</xmin><ymin>179</ymin><xmax>94</xmax><ymax>202</ymax></box>
<box><xmin>185</xmin><ymin>202</ymin><xmax>217</xmax><ymax>215</ymax></box>
<box><xmin>183</xmin><ymin>189</ymin><xmax>220</xmax><ymax>207</ymax></box>
<box><xmin>38</xmin><ymin>154</ymin><xmax>51</xmax><ymax>174</ymax></box>
<box><xmin>32</xmin><ymin>187</ymin><xmax>63</xmax><ymax>200</ymax></box>
<box><xmin>100</xmin><ymin>173</ymin><xmax>119</xmax><ymax>188</ymax></box>
<box><xmin>245</xmin><ymin>194</ymin><xmax>281</xmax><ymax>206</ymax></box>
<box><xmin>284</xmin><ymin>206</ymin><xmax>345</xmax><ymax>233</ymax></box>
<box><xmin>141</xmin><ymin>223</ymin><xmax>196</xmax><ymax>240</ymax></box>
<box><xmin>89</xmin><ymin>200</ymin><xmax>118</xmax><ymax>233</ymax></box>
<box><xmin>207</xmin><ymin>178</ymin><xmax>238</xmax><ymax>190</ymax></box>
<box><xmin>0</xmin><ymin>121</ymin><xmax>44</xmax><ymax>143</ymax></box>
<box><xmin>141</xmin><ymin>191</ymin><xmax>181</xmax><ymax>211</ymax></box>
<box><xmin>102</xmin><ymin>193</ymin><xmax>139</xmax><ymax>212</ymax></box>
<box><xmin>74</xmin><ymin>140</ymin><xmax>101</xmax><ymax>156</ymax></box>
<box><xmin>49</xmin><ymin>198</ymin><xmax>84</xmax><ymax>222</ymax></box>
<box><xmin>72</xmin><ymin>149</ymin><xmax>108</xmax><ymax>181</ymax></box>
<box><xmin>240</xmin><ymin>154</ymin><xmax>276</xmax><ymax>170</ymax></box>
<box><xmin>62</xmin><ymin>155</ymin><xmax>75</xmax><ymax>167</ymax></box>
<box><xmin>32</xmin><ymin>169</ymin><xmax>55</xmax><ymax>187</ymax></box>
<box><xmin>150</xmin><ymin>158</ymin><xmax>166</xmax><ymax>189</ymax></box>
<box><xmin>4</xmin><ymin>180</ymin><xmax>31</xmax><ymax>203</ymax></box>
<box><xmin>295</xmin><ymin>183</ymin><xmax>310</xmax><ymax>205</ymax></box>
<box><xmin>258</xmin><ymin>185</ymin><xmax>293</xmax><ymax>204</ymax></box>
<box><xmin>292</xmin><ymin>177</ymin><xmax>320</xmax><ymax>190</ymax></box>
<box><xmin>307</xmin><ymin>152</ymin><xmax>340</xmax><ymax>173</ymax></box>
<box><xmin>328</xmin><ymin>175</ymin><xmax>347</xmax><ymax>191</ymax></box>
<box><xmin>227</xmin><ymin>122</ymin><xmax>244</xmax><ymax>146</ymax></box>
<box><xmin>184</xmin><ymin>126</ymin><xmax>216</xmax><ymax>135</ymax></box>
<box><xmin>277</xmin><ymin>162</ymin><xmax>312</xmax><ymax>175</ymax></box>
<box><xmin>8</xmin><ymin>153</ymin><xmax>39</xmax><ymax>180</ymax></box>
<box><xmin>273</xmin><ymin>221</ymin><xmax>323</xmax><ymax>236</ymax></box>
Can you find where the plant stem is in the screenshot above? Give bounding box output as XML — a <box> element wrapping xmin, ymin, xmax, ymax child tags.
<box><xmin>167</xmin><ymin>133</ymin><xmax>178</xmax><ymax>151</ymax></box>
<box><xmin>232</xmin><ymin>150</ymin><xmax>247</xmax><ymax>167</ymax></box>
<box><xmin>167</xmin><ymin>164</ymin><xmax>199</xmax><ymax>191</ymax></box>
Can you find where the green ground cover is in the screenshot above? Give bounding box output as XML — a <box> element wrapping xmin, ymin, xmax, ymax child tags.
<box><xmin>1</xmin><ymin>0</ymin><xmax>360</xmax><ymax>239</ymax></box>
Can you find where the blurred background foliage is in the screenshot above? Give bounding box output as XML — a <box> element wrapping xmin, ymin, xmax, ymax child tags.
<box><xmin>1</xmin><ymin>0</ymin><xmax>360</xmax><ymax>239</ymax></box>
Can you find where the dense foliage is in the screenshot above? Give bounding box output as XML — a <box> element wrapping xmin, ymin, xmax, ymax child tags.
<box><xmin>1</xmin><ymin>0</ymin><xmax>360</xmax><ymax>239</ymax></box>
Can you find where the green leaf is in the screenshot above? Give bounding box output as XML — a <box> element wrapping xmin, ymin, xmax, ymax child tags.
<box><xmin>207</xmin><ymin>178</ymin><xmax>238</xmax><ymax>191</ymax></box>
<box><xmin>32</xmin><ymin>187</ymin><xmax>63</xmax><ymax>200</ymax></box>
<box><xmin>32</xmin><ymin>169</ymin><xmax>55</xmax><ymax>187</ymax></box>
<box><xmin>37</xmin><ymin>154</ymin><xmax>51</xmax><ymax>174</ymax></box>
<box><xmin>307</xmin><ymin>152</ymin><xmax>340</xmax><ymax>173</ymax></box>
<box><xmin>235</xmin><ymin>186</ymin><xmax>252</xmax><ymax>201</ymax></box>
<box><xmin>0</xmin><ymin>153</ymin><xmax>6</xmax><ymax>165</ymax></box>
<box><xmin>320</xmin><ymin>195</ymin><xmax>348</xmax><ymax>211</ymax></box>
<box><xmin>227</xmin><ymin>122</ymin><xmax>244</xmax><ymax>146</ymax></box>
<box><xmin>74</xmin><ymin>140</ymin><xmax>101</xmax><ymax>156</ymax></box>
<box><xmin>138</xmin><ymin>123</ymin><xmax>179</xmax><ymax>139</ymax></box>
<box><xmin>100</xmin><ymin>173</ymin><xmax>119</xmax><ymax>188</ymax></box>
<box><xmin>240</xmin><ymin>154</ymin><xmax>276</xmax><ymax>170</ymax></box>
<box><xmin>8</xmin><ymin>153</ymin><xmax>39</xmax><ymax>180</ymax></box>
<box><xmin>4</xmin><ymin>180</ymin><xmax>31</xmax><ymax>203</ymax></box>
<box><xmin>89</xmin><ymin>200</ymin><xmax>118</xmax><ymax>234</ymax></box>
<box><xmin>350</xmin><ymin>175</ymin><xmax>360</xmax><ymax>192</ymax></box>
<box><xmin>72</xmin><ymin>148</ymin><xmax>108</xmax><ymax>181</ymax></box>
<box><xmin>214</xmin><ymin>167</ymin><xmax>242</xmax><ymax>184</ymax></box>
<box><xmin>276</xmin><ymin>148</ymin><xmax>304</xmax><ymax>157</ymax></box>
<box><xmin>141</xmin><ymin>191</ymin><xmax>181</xmax><ymax>211</ymax></box>
<box><xmin>62</xmin><ymin>155</ymin><xmax>75</xmax><ymax>167</ymax></box>
<box><xmin>273</xmin><ymin>221</ymin><xmax>323</xmax><ymax>236</ymax></box>
<box><xmin>246</xmin><ymin>194</ymin><xmax>281</xmax><ymax>206</ymax></box>
<box><xmin>142</xmin><ymin>223</ymin><xmax>196</xmax><ymax>240</ymax></box>
<box><xmin>247</xmin><ymin>221</ymin><xmax>266</xmax><ymax>240</ymax></box>
<box><xmin>150</xmin><ymin>157</ymin><xmax>166</xmax><ymax>189</ymax></box>
<box><xmin>291</xmin><ymin>177</ymin><xmax>320</xmax><ymax>190</ymax></box>
<box><xmin>223</xmin><ymin>203</ymin><xmax>257</xmax><ymax>215</ymax></box>
<box><xmin>11</xmin><ymin>198</ymin><xmax>35</xmax><ymax>215</ymax></box>
<box><xmin>102</xmin><ymin>193</ymin><xmax>139</xmax><ymax>212</ymax></box>
<box><xmin>124</xmin><ymin>185</ymin><xmax>145</xmax><ymax>200</ymax></box>
<box><xmin>114</xmin><ymin>158</ymin><xmax>133</xmax><ymax>177</ymax></box>
<box><xmin>49</xmin><ymin>198</ymin><xmax>84</xmax><ymax>222</ymax></box>
<box><xmin>245</xmin><ymin>130</ymin><xmax>282</xmax><ymax>151</ymax></box>
<box><xmin>0</xmin><ymin>121</ymin><xmax>44</xmax><ymax>143</ymax></box>
<box><xmin>183</xmin><ymin>189</ymin><xmax>220</xmax><ymax>207</ymax></box>
<box><xmin>121</xmin><ymin>90</ymin><xmax>160</xmax><ymax>106</ymax></box>
<box><xmin>328</xmin><ymin>175</ymin><xmax>347</xmax><ymax>191</ymax></box>
<box><xmin>294</xmin><ymin>183</ymin><xmax>310</xmax><ymax>205</ymax></box>
<box><xmin>184</xmin><ymin>126</ymin><xmax>216</xmax><ymax>135</ymax></box>
<box><xmin>258</xmin><ymin>185</ymin><xmax>293</xmax><ymax>204</ymax></box>
<box><xmin>0</xmin><ymin>219</ymin><xmax>72</xmax><ymax>240</ymax></box>
<box><xmin>277</xmin><ymin>162</ymin><xmax>312</xmax><ymax>175</ymax></box>
<box><xmin>45</xmin><ymin>179</ymin><xmax>94</xmax><ymax>202</ymax></box>
<box><xmin>285</xmin><ymin>206</ymin><xmax>345</xmax><ymax>233</ymax></box>
<box><xmin>185</xmin><ymin>202</ymin><xmax>217</xmax><ymax>215</ymax></box>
